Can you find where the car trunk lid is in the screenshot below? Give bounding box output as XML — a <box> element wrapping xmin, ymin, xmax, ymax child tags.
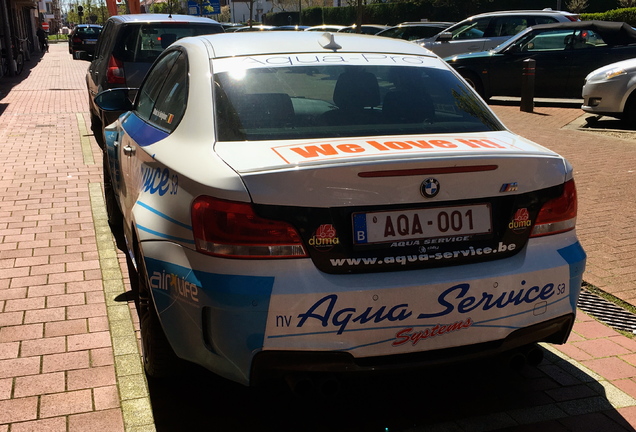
<box><xmin>213</xmin><ymin>131</ymin><xmax>568</xmax><ymax>274</ymax></box>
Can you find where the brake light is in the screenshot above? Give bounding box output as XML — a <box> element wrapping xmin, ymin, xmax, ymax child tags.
<box><xmin>72</xmin><ymin>37</ymin><xmax>82</xmax><ymax>44</ymax></box>
<box><xmin>191</xmin><ymin>196</ymin><xmax>307</xmax><ymax>259</ymax></box>
<box><xmin>530</xmin><ymin>179</ymin><xmax>577</xmax><ymax>237</ymax></box>
<box><xmin>106</xmin><ymin>55</ymin><xmax>125</xmax><ymax>85</ymax></box>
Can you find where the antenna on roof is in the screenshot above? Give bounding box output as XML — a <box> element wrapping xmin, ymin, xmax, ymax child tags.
<box><xmin>319</xmin><ymin>33</ymin><xmax>342</xmax><ymax>51</ymax></box>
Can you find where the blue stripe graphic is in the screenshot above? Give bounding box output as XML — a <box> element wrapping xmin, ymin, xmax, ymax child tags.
<box><xmin>137</xmin><ymin>201</ymin><xmax>192</xmax><ymax>230</ymax></box>
<box><xmin>122</xmin><ymin>113</ymin><xmax>169</xmax><ymax>147</ymax></box>
<box><xmin>137</xmin><ymin>224</ymin><xmax>195</xmax><ymax>244</ymax></box>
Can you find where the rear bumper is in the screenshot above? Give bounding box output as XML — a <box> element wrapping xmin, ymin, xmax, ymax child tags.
<box><xmin>141</xmin><ymin>234</ymin><xmax>585</xmax><ymax>386</ymax></box>
<box><xmin>250</xmin><ymin>313</ymin><xmax>574</xmax><ymax>385</ymax></box>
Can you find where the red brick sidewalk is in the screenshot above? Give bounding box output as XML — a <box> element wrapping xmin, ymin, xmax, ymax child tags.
<box><xmin>0</xmin><ymin>44</ymin><xmax>152</xmax><ymax>431</ymax></box>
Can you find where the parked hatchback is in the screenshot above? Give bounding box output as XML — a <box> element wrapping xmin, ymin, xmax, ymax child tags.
<box><xmin>78</xmin><ymin>14</ymin><xmax>223</xmax><ymax>146</ymax></box>
<box><xmin>418</xmin><ymin>9</ymin><xmax>579</xmax><ymax>57</ymax></box>
<box><xmin>68</xmin><ymin>24</ymin><xmax>103</xmax><ymax>57</ymax></box>
<box><xmin>582</xmin><ymin>58</ymin><xmax>636</xmax><ymax>126</ymax></box>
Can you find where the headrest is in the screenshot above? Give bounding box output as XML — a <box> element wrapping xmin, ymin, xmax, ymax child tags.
<box><xmin>160</xmin><ymin>34</ymin><xmax>177</xmax><ymax>49</ymax></box>
<box><xmin>235</xmin><ymin>93</ymin><xmax>295</xmax><ymax>128</ymax></box>
<box><xmin>333</xmin><ymin>71</ymin><xmax>380</xmax><ymax>109</ymax></box>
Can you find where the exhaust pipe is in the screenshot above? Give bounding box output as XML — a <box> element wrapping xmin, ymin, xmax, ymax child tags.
<box><xmin>526</xmin><ymin>346</ymin><xmax>544</xmax><ymax>366</ymax></box>
<box><xmin>508</xmin><ymin>344</ymin><xmax>545</xmax><ymax>370</ymax></box>
<box><xmin>285</xmin><ymin>374</ymin><xmax>315</xmax><ymax>397</ymax></box>
<box><xmin>508</xmin><ymin>352</ymin><xmax>527</xmax><ymax>370</ymax></box>
<box><xmin>317</xmin><ymin>375</ymin><xmax>341</xmax><ymax>398</ymax></box>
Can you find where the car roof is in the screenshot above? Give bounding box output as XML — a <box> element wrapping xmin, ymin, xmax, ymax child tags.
<box><xmin>305</xmin><ymin>24</ymin><xmax>347</xmax><ymax>31</ymax></box>
<box><xmin>341</xmin><ymin>24</ymin><xmax>389</xmax><ymax>29</ymax></box>
<box><xmin>468</xmin><ymin>9</ymin><xmax>579</xmax><ymax>18</ymax></box>
<box><xmin>106</xmin><ymin>13</ymin><xmax>220</xmax><ymax>25</ymax></box>
<box><xmin>394</xmin><ymin>22</ymin><xmax>455</xmax><ymax>27</ymax></box>
<box><xmin>75</xmin><ymin>24</ymin><xmax>102</xmax><ymax>28</ymax></box>
<box><xmin>529</xmin><ymin>20</ymin><xmax>636</xmax><ymax>45</ymax></box>
<box><xmin>194</xmin><ymin>31</ymin><xmax>433</xmax><ymax>59</ymax></box>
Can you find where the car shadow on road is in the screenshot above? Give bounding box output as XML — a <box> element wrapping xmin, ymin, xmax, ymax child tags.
<box><xmin>579</xmin><ymin>114</ymin><xmax>636</xmax><ymax>133</ymax></box>
<box><xmin>146</xmin><ymin>346</ymin><xmax>636</xmax><ymax>432</ymax></box>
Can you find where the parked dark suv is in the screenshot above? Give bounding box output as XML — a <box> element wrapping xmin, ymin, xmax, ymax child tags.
<box><xmin>78</xmin><ymin>14</ymin><xmax>223</xmax><ymax>146</ymax></box>
<box><xmin>69</xmin><ymin>24</ymin><xmax>103</xmax><ymax>57</ymax></box>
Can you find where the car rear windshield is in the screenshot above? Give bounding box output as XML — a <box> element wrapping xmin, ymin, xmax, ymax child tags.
<box><xmin>214</xmin><ymin>64</ymin><xmax>503</xmax><ymax>141</ymax></box>
<box><xmin>75</xmin><ymin>27</ymin><xmax>101</xmax><ymax>37</ymax></box>
<box><xmin>113</xmin><ymin>23</ymin><xmax>223</xmax><ymax>63</ymax></box>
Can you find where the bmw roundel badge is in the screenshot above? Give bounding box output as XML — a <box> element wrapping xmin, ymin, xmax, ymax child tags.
<box><xmin>421</xmin><ymin>178</ymin><xmax>440</xmax><ymax>198</ymax></box>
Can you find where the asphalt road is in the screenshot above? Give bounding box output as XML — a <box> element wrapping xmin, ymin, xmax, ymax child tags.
<box><xmin>147</xmin><ymin>353</ymin><xmax>559</xmax><ymax>432</ymax></box>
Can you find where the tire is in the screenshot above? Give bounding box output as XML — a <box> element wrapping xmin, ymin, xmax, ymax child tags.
<box><xmin>623</xmin><ymin>94</ymin><xmax>636</xmax><ymax>129</ymax></box>
<box><xmin>102</xmin><ymin>152</ymin><xmax>123</xmax><ymax>229</ymax></box>
<box><xmin>15</xmin><ymin>53</ymin><xmax>23</xmax><ymax>75</ymax></box>
<box><xmin>459</xmin><ymin>70</ymin><xmax>486</xmax><ymax>99</ymax></box>
<box><xmin>136</xmin><ymin>243</ymin><xmax>180</xmax><ymax>378</ymax></box>
<box><xmin>91</xmin><ymin>111</ymin><xmax>105</xmax><ymax>149</ymax></box>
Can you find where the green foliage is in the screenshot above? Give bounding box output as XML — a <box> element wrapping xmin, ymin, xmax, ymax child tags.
<box><xmin>149</xmin><ymin>1</ymin><xmax>186</xmax><ymax>14</ymax></box>
<box><xmin>581</xmin><ymin>7</ymin><xmax>636</xmax><ymax>25</ymax></box>
<box><xmin>266</xmin><ymin>1</ymin><xmax>458</xmax><ymax>26</ymax></box>
<box><xmin>567</xmin><ymin>0</ymin><xmax>589</xmax><ymax>13</ymax></box>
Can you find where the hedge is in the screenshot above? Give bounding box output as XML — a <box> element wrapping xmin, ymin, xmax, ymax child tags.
<box><xmin>264</xmin><ymin>2</ymin><xmax>636</xmax><ymax>28</ymax></box>
<box><xmin>581</xmin><ymin>7</ymin><xmax>636</xmax><ymax>25</ymax></box>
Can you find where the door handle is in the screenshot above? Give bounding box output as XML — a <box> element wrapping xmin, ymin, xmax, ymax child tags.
<box><xmin>123</xmin><ymin>145</ymin><xmax>136</xmax><ymax>156</ymax></box>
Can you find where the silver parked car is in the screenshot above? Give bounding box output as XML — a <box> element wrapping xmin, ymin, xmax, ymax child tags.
<box><xmin>376</xmin><ymin>22</ymin><xmax>454</xmax><ymax>41</ymax></box>
<box><xmin>582</xmin><ymin>58</ymin><xmax>636</xmax><ymax>125</ymax></box>
<box><xmin>418</xmin><ymin>9</ymin><xmax>579</xmax><ymax>57</ymax></box>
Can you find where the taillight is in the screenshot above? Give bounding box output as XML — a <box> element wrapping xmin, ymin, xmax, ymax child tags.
<box><xmin>106</xmin><ymin>55</ymin><xmax>125</xmax><ymax>85</ymax></box>
<box><xmin>72</xmin><ymin>37</ymin><xmax>82</xmax><ymax>44</ymax></box>
<box><xmin>191</xmin><ymin>196</ymin><xmax>307</xmax><ymax>259</ymax></box>
<box><xmin>530</xmin><ymin>179</ymin><xmax>577</xmax><ymax>237</ymax></box>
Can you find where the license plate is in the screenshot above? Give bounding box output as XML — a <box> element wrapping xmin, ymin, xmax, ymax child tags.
<box><xmin>86</xmin><ymin>40</ymin><xmax>97</xmax><ymax>44</ymax></box>
<box><xmin>353</xmin><ymin>204</ymin><xmax>492</xmax><ymax>244</ymax></box>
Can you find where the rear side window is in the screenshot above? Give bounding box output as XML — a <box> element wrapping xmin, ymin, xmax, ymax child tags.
<box><xmin>449</xmin><ymin>18</ymin><xmax>490</xmax><ymax>40</ymax></box>
<box><xmin>94</xmin><ymin>21</ymin><xmax>115</xmax><ymax>58</ymax></box>
<box><xmin>490</xmin><ymin>17</ymin><xmax>528</xmax><ymax>37</ymax></box>
<box><xmin>149</xmin><ymin>53</ymin><xmax>188</xmax><ymax>132</ymax></box>
<box><xmin>136</xmin><ymin>51</ymin><xmax>181</xmax><ymax>121</ymax></box>
<box><xmin>113</xmin><ymin>23</ymin><xmax>222</xmax><ymax>63</ymax></box>
<box><xmin>533</xmin><ymin>17</ymin><xmax>560</xmax><ymax>25</ymax></box>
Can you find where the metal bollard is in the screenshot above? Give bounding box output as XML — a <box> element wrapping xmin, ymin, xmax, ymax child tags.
<box><xmin>520</xmin><ymin>58</ymin><xmax>535</xmax><ymax>113</ymax></box>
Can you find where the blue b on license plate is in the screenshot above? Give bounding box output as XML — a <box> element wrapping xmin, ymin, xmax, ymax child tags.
<box><xmin>353</xmin><ymin>204</ymin><xmax>492</xmax><ymax>244</ymax></box>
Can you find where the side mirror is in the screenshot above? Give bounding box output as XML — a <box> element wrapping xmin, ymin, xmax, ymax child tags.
<box><xmin>94</xmin><ymin>88</ymin><xmax>136</xmax><ymax>112</ymax></box>
<box><xmin>438</xmin><ymin>32</ymin><xmax>452</xmax><ymax>42</ymax></box>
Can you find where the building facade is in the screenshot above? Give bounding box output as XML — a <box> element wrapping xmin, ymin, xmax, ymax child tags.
<box><xmin>1</xmin><ymin>0</ymin><xmax>41</xmax><ymax>77</ymax></box>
